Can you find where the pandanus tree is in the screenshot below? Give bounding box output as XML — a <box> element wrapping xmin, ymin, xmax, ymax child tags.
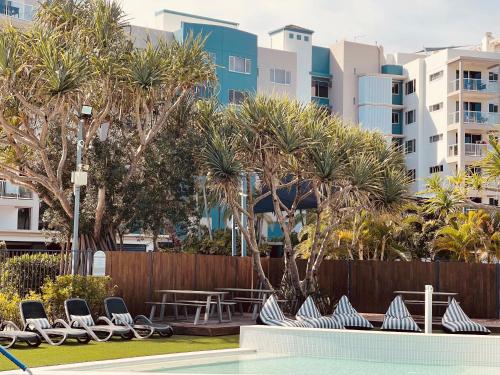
<box><xmin>197</xmin><ymin>95</ymin><xmax>409</xmax><ymax>299</ymax></box>
<box><xmin>0</xmin><ymin>0</ymin><xmax>215</xmax><ymax>270</ymax></box>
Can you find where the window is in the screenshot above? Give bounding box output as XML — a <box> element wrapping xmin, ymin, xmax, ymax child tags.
<box><xmin>404</xmin><ymin>139</ymin><xmax>416</xmax><ymax>154</ymax></box>
<box><xmin>429</xmin><ymin>134</ymin><xmax>443</xmax><ymax>143</ymax></box>
<box><xmin>429</xmin><ymin>102</ymin><xmax>443</xmax><ymax>112</ymax></box>
<box><xmin>228</xmin><ymin>89</ymin><xmax>247</xmax><ymax>105</ymax></box>
<box><xmin>405</xmin><ymin>79</ymin><xmax>416</xmax><ymax>95</ymax></box>
<box><xmin>304</xmin><ymin>35</ymin><xmax>309</xmax><ymax>42</ymax></box>
<box><xmin>17</xmin><ymin>208</ymin><xmax>31</xmax><ymax>230</ymax></box>
<box><xmin>270</xmin><ymin>68</ymin><xmax>291</xmax><ymax>85</ymax></box>
<box><xmin>407</xmin><ymin>169</ymin><xmax>416</xmax><ymax>182</ymax></box>
<box><xmin>392</xmin><ymin>112</ymin><xmax>400</xmax><ymax>124</ymax></box>
<box><xmin>489</xmin><ymin>72</ymin><xmax>498</xmax><ymax>81</ymax></box>
<box><xmin>207</xmin><ymin>51</ymin><xmax>216</xmax><ymax>63</ymax></box>
<box><xmin>429</xmin><ymin>70</ymin><xmax>443</xmax><ymax>81</ymax></box>
<box><xmin>470</xmin><ymin>197</ymin><xmax>482</xmax><ymax>203</ymax></box>
<box><xmin>311</xmin><ymin>79</ymin><xmax>329</xmax><ymax>98</ymax></box>
<box><xmin>489</xmin><ymin>197</ymin><xmax>499</xmax><ymax>206</ymax></box>
<box><xmin>289</xmin><ymin>33</ymin><xmax>294</xmax><ymax>39</ymax></box>
<box><xmin>489</xmin><ymin>103</ymin><xmax>499</xmax><ymax>113</ymax></box>
<box><xmin>465</xmin><ymin>165</ymin><xmax>482</xmax><ymax>176</ymax></box>
<box><xmin>229</xmin><ymin>56</ymin><xmax>251</xmax><ymax>74</ymax></box>
<box><xmin>429</xmin><ymin>165</ymin><xmax>444</xmax><ymax>174</ymax></box>
<box><xmin>405</xmin><ymin>109</ymin><xmax>416</xmax><ymax>124</ymax></box>
<box><xmin>392</xmin><ymin>82</ymin><xmax>400</xmax><ymax>95</ymax></box>
<box><xmin>296</xmin><ymin>34</ymin><xmax>301</xmax><ymax>40</ymax></box>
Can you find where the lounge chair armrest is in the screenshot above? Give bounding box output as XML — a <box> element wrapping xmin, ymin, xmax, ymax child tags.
<box><xmin>1</xmin><ymin>320</ymin><xmax>22</xmax><ymax>331</ymax></box>
<box><xmin>134</xmin><ymin>315</ymin><xmax>153</xmax><ymax>325</ymax></box>
<box><xmin>96</xmin><ymin>316</ymin><xmax>114</xmax><ymax>326</ymax></box>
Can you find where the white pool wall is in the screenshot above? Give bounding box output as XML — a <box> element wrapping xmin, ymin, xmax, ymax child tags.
<box><xmin>240</xmin><ymin>325</ymin><xmax>500</xmax><ymax>367</ymax></box>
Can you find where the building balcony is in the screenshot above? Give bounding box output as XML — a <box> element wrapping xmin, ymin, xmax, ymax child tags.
<box><xmin>448</xmin><ymin>111</ymin><xmax>499</xmax><ymax>126</ymax></box>
<box><xmin>0</xmin><ymin>181</ymin><xmax>33</xmax><ymax>200</ymax></box>
<box><xmin>447</xmin><ymin>143</ymin><xmax>489</xmax><ymax>158</ymax></box>
<box><xmin>0</xmin><ymin>1</ymin><xmax>35</xmax><ymax>21</ymax></box>
<box><xmin>448</xmin><ymin>79</ymin><xmax>498</xmax><ymax>95</ymax></box>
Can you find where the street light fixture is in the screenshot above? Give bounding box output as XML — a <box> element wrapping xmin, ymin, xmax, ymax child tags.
<box><xmin>71</xmin><ymin>105</ymin><xmax>92</xmax><ymax>275</ymax></box>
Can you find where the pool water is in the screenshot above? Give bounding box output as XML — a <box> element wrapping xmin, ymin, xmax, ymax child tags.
<box><xmin>88</xmin><ymin>353</ymin><xmax>500</xmax><ymax>375</ymax></box>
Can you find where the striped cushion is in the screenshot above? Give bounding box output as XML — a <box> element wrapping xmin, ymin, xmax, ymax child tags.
<box><xmin>26</xmin><ymin>318</ymin><xmax>51</xmax><ymax>329</ymax></box>
<box><xmin>442</xmin><ymin>299</ymin><xmax>490</xmax><ymax>334</ymax></box>
<box><xmin>381</xmin><ymin>296</ymin><xmax>421</xmax><ymax>332</ymax></box>
<box><xmin>260</xmin><ymin>295</ymin><xmax>311</xmax><ymax>328</ymax></box>
<box><xmin>70</xmin><ymin>314</ymin><xmax>95</xmax><ymax>327</ymax></box>
<box><xmin>300</xmin><ymin>316</ymin><xmax>343</xmax><ymax>329</ymax></box>
<box><xmin>332</xmin><ymin>296</ymin><xmax>373</xmax><ymax>329</ymax></box>
<box><xmin>112</xmin><ymin>312</ymin><xmax>134</xmax><ymax>325</ymax></box>
<box><xmin>260</xmin><ymin>295</ymin><xmax>286</xmax><ymax>323</ymax></box>
<box><xmin>296</xmin><ymin>296</ymin><xmax>322</xmax><ymax>320</ymax></box>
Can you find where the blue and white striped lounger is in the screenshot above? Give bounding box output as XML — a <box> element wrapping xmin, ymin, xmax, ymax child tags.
<box><xmin>296</xmin><ymin>296</ymin><xmax>343</xmax><ymax>329</ymax></box>
<box><xmin>442</xmin><ymin>298</ymin><xmax>490</xmax><ymax>334</ymax></box>
<box><xmin>381</xmin><ymin>295</ymin><xmax>421</xmax><ymax>332</ymax></box>
<box><xmin>332</xmin><ymin>295</ymin><xmax>373</xmax><ymax>329</ymax></box>
<box><xmin>259</xmin><ymin>295</ymin><xmax>312</xmax><ymax>328</ymax></box>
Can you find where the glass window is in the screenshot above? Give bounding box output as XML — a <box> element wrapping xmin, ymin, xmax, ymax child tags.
<box><xmin>407</xmin><ymin>169</ymin><xmax>416</xmax><ymax>182</ymax></box>
<box><xmin>489</xmin><ymin>72</ymin><xmax>498</xmax><ymax>81</ymax></box>
<box><xmin>228</xmin><ymin>89</ymin><xmax>247</xmax><ymax>105</ymax></box>
<box><xmin>404</xmin><ymin>139</ymin><xmax>416</xmax><ymax>154</ymax></box>
<box><xmin>429</xmin><ymin>71</ymin><xmax>443</xmax><ymax>81</ymax></box>
<box><xmin>429</xmin><ymin>134</ymin><xmax>443</xmax><ymax>143</ymax></box>
<box><xmin>304</xmin><ymin>35</ymin><xmax>309</xmax><ymax>42</ymax></box>
<box><xmin>17</xmin><ymin>208</ymin><xmax>31</xmax><ymax>230</ymax></box>
<box><xmin>489</xmin><ymin>103</ymin><xmax>498</xmax><ymax>113</ymax></box>
<box><xmin>429</xmin><ymin>165</ymin><xmax>444</xmax><ymax>174</ymax></box>
<box><xmin>289</xmin><ymin>33</ymin><xmax>294</xmax><ymax>39</ymax></box>
<box><xmin>296</xmin><ymin>34</ymin><xmax>302</xmax><ymax>40</ymax></box>
<box><xmin>229</xmin><ymin>56</ymin><xmax>251</xmax><ymax>74</ymax></box>
<box><xmin>405</xmin><ymin>109</ymin><xmax>416</xmax><ymax>124</ymax></box>
<box><xmin>311</xmin><ymin>79</ymin><xmax>329</xmax><ymax>98</ymax></box>
<box><xmin>392</xmin><ymin>112</ymin><xmax>400</xmax><ymax>124</ymax></box>
<box><xmin>270</xmin><ymin>68</ymin><xmax>291</xmax><ymax>84</ymax></box>
<box><xmin>405</xmin><ymin>79</ymin><xmax>416</xmax><ymax>95</ymax></box>
<box><xmin>392</xmin><ymin>82</ymin><xmax>400</xmax><ymax>95</ymax></box>
<box><xmin>429</xmin><ymin>102</ymin><xmax>443</xmax><ymax>112</ymax></box>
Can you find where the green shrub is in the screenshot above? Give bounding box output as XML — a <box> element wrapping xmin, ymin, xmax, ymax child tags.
<box><xmin>0</xmin><ymin>291</ymin><xmax>41</xmax><ymax>327</ymax></box>
<box><xmin>41</xmin><ymin>275</ymin><xmax>116</xmax><ymax>320</ymax></box>
<box><xmin>0</xmin><ymin>253</ymin><xmax>60</xmax><ymax>296</ymax></box>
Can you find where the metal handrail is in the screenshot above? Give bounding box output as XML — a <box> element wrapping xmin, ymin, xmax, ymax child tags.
<box><xmin>448</xmin><ymin>78</ymin><xmax>498</xmax><ymax>93</ymax></box>
<box><xmin>0</xmin><ymin>346</ymin><xmax>32</xmax><ymax>374</ymax></box>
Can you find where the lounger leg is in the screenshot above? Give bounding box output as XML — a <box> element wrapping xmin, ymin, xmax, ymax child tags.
<box><xmin>149</xmin><ymin>305</ymin><xmax>157</xmax><ymax>321</ymax></box>
<box><xmin>194</xmin><ymin>307</ymin><xmax>201</xmax><ymax>325</ymax></box>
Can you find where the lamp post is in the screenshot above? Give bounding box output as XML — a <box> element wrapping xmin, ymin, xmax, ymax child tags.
<box><xmin>71</xmin><ymin>105</ymin><xmax>92</xmax><ymax>275</ymax></box>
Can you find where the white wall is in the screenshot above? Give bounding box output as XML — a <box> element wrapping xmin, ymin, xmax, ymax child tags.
<box><xmin>155</xmin><ymin>11</ymin><xmax>238</xmax><ymax>32</ymax></box>
<box><xmin>257</xmin><ymin>47</ymin><xmax>297</xmax><ymax>98</ymax></box>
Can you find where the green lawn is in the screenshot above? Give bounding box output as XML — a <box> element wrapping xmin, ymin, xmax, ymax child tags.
<box><xmin>0</xmin><ymin>335</ymin><xmax>239</xmax><ymax>371</ymax></box>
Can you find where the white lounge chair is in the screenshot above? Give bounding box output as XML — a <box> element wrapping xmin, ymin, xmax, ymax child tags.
<box><xmin>381</xmin><ymin>295</ymin><xmax>421</xmax><ymax>332</ymax></box>
<box><xmin>296</xmin><ymin>296</ymin><xmax>343</xmax><ymax>329</ymax></box>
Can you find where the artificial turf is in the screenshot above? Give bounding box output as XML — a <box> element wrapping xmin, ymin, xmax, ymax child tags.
<box><xmin>0</xmin><ymin>335</ymin><xmax>239</xmax><ymax>371</ymax></box>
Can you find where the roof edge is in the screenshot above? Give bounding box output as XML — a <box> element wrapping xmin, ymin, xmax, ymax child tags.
<box><xmin>155</xmin><ymin>9</ymin><xmax>239</xmax><ymax>27</ymax></box>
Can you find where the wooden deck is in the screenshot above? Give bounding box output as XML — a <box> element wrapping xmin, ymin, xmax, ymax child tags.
<box><xmin>159</xmin><ymin>312</ymin><xmax>500</xmax><ymax>336</ymax></box>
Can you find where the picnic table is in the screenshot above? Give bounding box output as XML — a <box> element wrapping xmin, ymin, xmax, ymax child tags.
<box><xmin>215</xmin><ymin>288</ymin><xmax>275</xmax><ymax>320</ymax></box>
<box><xmin>394</xmin><ymin>290</ymin><xmax>458</xmax><ymax>307</ymax></box>
<box><xmin>147</xmin><ymin>290</ymin><xmax>229</xmax><ymax>325</ymax></box>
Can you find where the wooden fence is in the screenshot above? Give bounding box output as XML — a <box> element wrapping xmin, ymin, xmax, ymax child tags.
<box><xmin>105</xmin><ymin>252</ymin><xmax>500</xmax><ymax>319</ymax></box>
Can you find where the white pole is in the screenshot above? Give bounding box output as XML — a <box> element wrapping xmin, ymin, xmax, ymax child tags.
<box><xmin>71</xmin><ymin>118</ymin><xmax>84</xmax><ymax>275</ymax></box>
<box><xmin>424</xmin><ymin>284</ymin><xmax>433</xmax><ymax>334</ymax></box>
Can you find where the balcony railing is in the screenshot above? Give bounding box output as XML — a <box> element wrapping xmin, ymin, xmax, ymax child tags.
<box><xmin>449</xmin><ymin>79</ymin><xmax>498</xmax><ymax>94</ymax></box>
<box><xmin>448</xmin><ymin>111</ymin><xmax>499</xmax><ymax>125</ymax></box>
<box><xmin>0</xmin><ymin>181</ymin><xmax>33</xmax><ymax>199</ymax></box>
<box><xmin>1</xmin><ymin>1</ymin><xmax>35</xmax><ymax>21</ymax></box>
<box><xmin>447</xmin><ymin>143</ymin><xmax>488</xmax><ymax>157</ymax></box>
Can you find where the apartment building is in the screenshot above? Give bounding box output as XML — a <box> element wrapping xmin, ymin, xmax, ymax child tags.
<box><xmin>0</xmin><ymin>4</ymin><xmax>498</xmax><ymax>248</ymax></box>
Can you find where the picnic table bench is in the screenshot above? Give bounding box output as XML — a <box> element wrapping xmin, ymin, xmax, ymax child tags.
<box><xmin>215</xmin><ymin>288</ymin><xmax>277</xmax><ymax>320</ymax></box>
<box><xmin>394</xmin><ymin>291</ymin><xmax>458</xmax><ymax>308</ymax></box>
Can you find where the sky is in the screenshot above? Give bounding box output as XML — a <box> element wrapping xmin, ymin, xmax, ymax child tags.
<box><xmin>119</xmin><ymin>0</ymin><xmax>499</xmax><ymax>54</ymax></box>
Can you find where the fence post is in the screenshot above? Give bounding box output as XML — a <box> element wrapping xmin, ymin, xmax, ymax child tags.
<box><xmin>147</xmin><ymin>252</ymin><xmax>153</xmax><ymax>304</ymax></box>
<box><xmin>496</xmin><ymin>263</ymin><xmax>499</xmax><ymax>319</ymax></box>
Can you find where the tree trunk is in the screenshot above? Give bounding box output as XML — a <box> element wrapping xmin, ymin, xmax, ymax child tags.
<box><xmin>72</xmin><ymin>228</ymin><xmax>117</xmax><ymax>275</ymax></box>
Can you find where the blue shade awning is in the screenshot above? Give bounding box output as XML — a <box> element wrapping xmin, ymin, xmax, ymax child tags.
<box><xmin>253</xmin><ymin>182</ymin><xmax>318</xmax><ymax>213</ymax></box>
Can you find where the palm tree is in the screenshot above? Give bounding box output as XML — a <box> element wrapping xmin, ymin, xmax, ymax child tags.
<box><xmin>483</xmin><ymin>136</ymin><xmax>500</xmax><ymax>179</ymax></box>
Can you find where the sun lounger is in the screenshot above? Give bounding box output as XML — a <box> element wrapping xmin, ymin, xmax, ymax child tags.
<box><xmin>259</xmin><ymin>295</ymin><xmax>312</xmax><ymax>327</ymax></box>
<box><xmin>0</xmin><ymin>319</ymin><xmax>41</xmax><ymax>349</ymax></box>
<box><xmin>381</xmin><ymin>295</ymin><xmax>421</xmax><ymax>332</ymax></box>
<box><xmin>64</xmin><ymin>298</ymin><xmax>132</xmax><ymax>341</ymax></box>
<box><xmin>104</xmin><ymin>297</ymin><xmax>173</xmax><ymax>338</ymax></box>
<box><xmin>442</xmin><ymin>298</ymin><xmax>490</xmax><ymax>334</ymax></box>
<box><xmin>296</xmin><ymin>296</ymin><xmax>343</xmax><ymax>329</ymax></box>
<box><xmin>332</xmin><ymin>295</ymin><xmax>373</xmax><ymax>329</ymax></box>
<box><xmin>20</xmin><ymin>300</ymin><xmax>90</xmax><ymax>346</ymax></box>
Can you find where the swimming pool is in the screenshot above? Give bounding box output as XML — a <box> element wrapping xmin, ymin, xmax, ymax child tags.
<box><xmin>12</xmin><ymin>326</ymin><xmax>500</xmax><ymax>375</ymax></box>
